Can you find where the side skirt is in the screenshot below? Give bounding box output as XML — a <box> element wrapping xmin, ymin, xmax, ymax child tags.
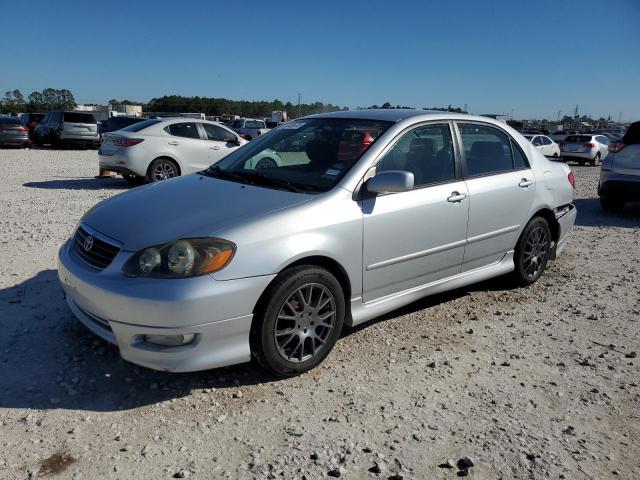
<box><xmin>350</xmin><ymin>251</ymin><xmax>515</xmax><ymax>327</ymax></box>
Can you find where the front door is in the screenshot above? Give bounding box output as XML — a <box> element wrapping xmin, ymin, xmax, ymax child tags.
<box><xmin>199</xmin><ymin>123</ymin><xmax>242</xmax><ymax>166</ymax></box>
<box><xmin>360</xmin><ymin>123</ymin><xmax>469</xmax><ymax>302</ymax></box>
<box><xmin>456</xmin><ymin>122</ymin><xmax>536</xmax><ymax>271</ymax></box>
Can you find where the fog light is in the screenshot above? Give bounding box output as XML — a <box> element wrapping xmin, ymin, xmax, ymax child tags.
<box><xmin>143</xmin><ymin>333</ymin><xmax>196</xmax><ymax>347</ymax></box>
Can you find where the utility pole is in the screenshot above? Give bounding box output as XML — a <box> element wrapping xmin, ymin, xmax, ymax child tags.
<box><xmin>297</xmin><ymin>93</ymin><xmax>301</xmax><ymax>118</ymax></box>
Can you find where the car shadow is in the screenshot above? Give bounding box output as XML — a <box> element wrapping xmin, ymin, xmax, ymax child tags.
<box><xmin>0</xmin><ymin>270</ymin><xmax>279</xmax><ymax>413</ymax></box>
<box><xmin>573</xmin><ymin>197</ymin><xmax>640</xmax><ymax>228</ymax></box>
<box><xmin>23</xmin><ymin>177</ymin><xmax>132</xmax><ymax>191</ymax></box>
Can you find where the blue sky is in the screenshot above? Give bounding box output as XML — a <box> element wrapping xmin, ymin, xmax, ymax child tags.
<box><xmin>2</xmin><ymin>0</ymin><xmax>639</xmax><ymax>120</ymax></box>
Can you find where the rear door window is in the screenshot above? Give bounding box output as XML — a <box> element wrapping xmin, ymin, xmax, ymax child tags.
<box><xmin>541</xmin><ymin>136</ymin><xmax>552</xmax><ymax>145</ymax></box>
<box><xmin>165</xmin><ymin>122</ymin><xmax>201</xmax><ymax>139</ymax></box>
<box><xmin>122</xmin><ymin>119</ymin><xmax>162</xmax><ymax>132</ymax></box>
<box><xmin>457</xmin><ymin>123</ymin><xmax>515</xmax><ymax>176</ymax></box>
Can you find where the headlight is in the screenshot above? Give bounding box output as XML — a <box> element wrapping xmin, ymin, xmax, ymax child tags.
<box><xmin>122</xmin><ymin>238</ymin><xmax>235</xmax><ymax>278</ymax></box>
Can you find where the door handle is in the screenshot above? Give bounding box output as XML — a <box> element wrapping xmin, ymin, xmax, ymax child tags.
<box><xmin>168</xmin><ymin>140</ymin><xmax>179</xmax><ymax>146</ymax></box>
<box><xmin>519</xmin><ymin>178</ymin><xmax>534</xmax><ymax>188</ymax></box>
<box><xmin>209</xmin><ymin>146</ymin><xmax>221</xmax><ymax>150</ymax></box>
<box><xmin>447</xmin><ymin>191</ymin><xmax>467</xmax><ymax>203</ymax></box>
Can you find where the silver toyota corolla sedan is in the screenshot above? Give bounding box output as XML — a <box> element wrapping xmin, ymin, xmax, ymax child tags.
<box><xmin>58</xmin><ymin>110</ymin><xmax>577</xmax><ymax>376</ymax></box>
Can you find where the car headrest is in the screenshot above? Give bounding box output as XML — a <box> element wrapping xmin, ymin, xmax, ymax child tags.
<box><xmin>409</xmin><ymin>137</ymin><xmax>435</xmax><ymax>156</ymax></box>
<box><xmin>305</xmin><ymin>140</ymin><xmax>336</xmax><ymax>166</ymax></box>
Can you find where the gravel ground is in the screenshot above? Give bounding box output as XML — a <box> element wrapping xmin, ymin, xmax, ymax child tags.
<box><xmin>0</xmin><ymin>148</ymin><xmax>638</xmax><ymax>480</ymax></box>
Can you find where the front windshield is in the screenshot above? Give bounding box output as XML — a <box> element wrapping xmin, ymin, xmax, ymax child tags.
<box><xmin>204</xmin><ymin>118</ymin><xmax>392</xmax><ymax>193</ymax></box>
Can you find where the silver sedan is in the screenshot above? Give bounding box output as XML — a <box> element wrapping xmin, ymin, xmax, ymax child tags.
<box><xmin>58</xmin><ymin>110</ymin><xmax>577</xmax><ymax>376</ymax></box>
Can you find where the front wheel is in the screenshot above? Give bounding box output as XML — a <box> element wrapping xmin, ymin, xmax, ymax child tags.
<box><xmin>251</xmin><ymin>266</ymin><xmax>345</xmax><ymax>376</ymax></box>
<box><xmin>255</xmin><ymin>157</ymin><xmax>277</xmax><ymax>169</ymax></box>
<box><xmin>512</xmin><ymin>217</ymin><xmax>551</xmax><ymax>286</ymax></box>
<box><xmin>591</xmin><ymin>152</ymin><xmax>601</xmax><ymax>166</ymax></box>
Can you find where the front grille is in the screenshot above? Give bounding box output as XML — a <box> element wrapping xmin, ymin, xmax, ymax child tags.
<box><xmin>74</xmin><ymin>226</ymin><xmax>120</xmax><ymax>269</ymax></box>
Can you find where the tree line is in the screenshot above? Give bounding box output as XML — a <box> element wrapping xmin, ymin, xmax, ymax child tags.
<box><xmin>1</xmin><ymin>88</ymin><xmax>76</xmax><ymax>114</ymax></box>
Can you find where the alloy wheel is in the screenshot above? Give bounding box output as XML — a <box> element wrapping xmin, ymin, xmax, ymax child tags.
<box><xmin>152</xmin><ymin>161</ymin><xmax>177</xmax><ymax>181</ymax></box>
<box><xmin>523</xmin><ymin>226</ymin><xmax>549</xmax><ymax>279</ymax></box>
<box><xmin>274</xmin><ymin>283</ymin><xmax>336</xmax><ymax>363</ymax></box>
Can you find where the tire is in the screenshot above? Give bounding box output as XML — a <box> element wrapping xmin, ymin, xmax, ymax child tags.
<box><xmin>553</xmin><ymin>152</ymin><xmax>559</xmax><ymax>158</ymax></box>
<box><xmin>147</xmin><ymin>158</ymin><xmax>180</xmax><ymax>182</ymax></box>
<box><xmin>600</xmin><ymin>196</ymin><xmax>625</xmax><ymax>213</ymax></box>
<box><xmin>251</xmin><ymin>265</ymin><xmax>345</xmax><ymax>376</ymax></box>
<box><xmin>255</xmin><ymin>157</ymin><xmax>277</xmax><ymax>169</ymax></box>
<box><xmin>123</xmin><ymin>174</ymin><xmax>145</xmax><ymax>186</ymax></box>
<box><xmin>591</xmin><ymin>152</ymin><xmax>601</xmax><ymax>166</ymax></box>
<box><xmin>512</xmin><ymin>217</ymin><xmax>551</xmax><ymax>287</ymax></box>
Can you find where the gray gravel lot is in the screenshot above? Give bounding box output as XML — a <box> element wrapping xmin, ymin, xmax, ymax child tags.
<box><xmin>0</xmin><ymin>147</ymin><xmax>639</xmax><ymax>479</ymax></box>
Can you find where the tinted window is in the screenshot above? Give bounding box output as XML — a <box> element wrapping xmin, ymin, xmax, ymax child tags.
<box><xmin>0</xmin><ymin>117</ymin><xmax>20</xmax><ymax>125</ymax></box>
<box><xmin>512</xmin><ymin>141</ymin><xmax>529</xmax><ymax>169</ymax></box>
<box><xmin>377</xmin><ymin>123</ymin><xmax>455</xmax><ymax>187</ymax></box>
<box><xmin>63</xmin><ymin>112</ymin><xmax>96</xmax><ymax>124</ymax></box>
<box><xmin>532</xmin><ymin>136</ymin><xmax>543</xmax><ymax>146</ymax></box>
<box><xmin>458</xmin><ymin>123</ymin><xmax>514</xmax><ymax>176</ymax></box>
<box><xmin>565</xmin><ymin>135</ymin><xmax>591</xmax><ymax>143</ymax></box>
<box><xmin>202</xmin><ymin>123</ymin><xmax>237</xmax><ymax>142</ymax></box>
<box><xmin>166</xmin><ymin>122</ymin><xmax>201</xmax><ymax>139</ymax></box>
<box><xmin>541</xmin><ymin>136</ymin><xmax>552</xmax><ymax>145</ymax></box>
<box><xmin>122</xmin><ymin>119</ymin><xmax>162</xmax><ymax>132</ymax></box>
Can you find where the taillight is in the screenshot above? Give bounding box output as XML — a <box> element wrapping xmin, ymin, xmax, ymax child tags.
<box><xmin>113</xmin><ymin>138</ymin><xmax>144</xmax><ymax>148</ymax></box>
<box><xmin>584</xmin><ymin>143</ymin><xmax>595</xmax><ymax>148</ymax></box>
<box><xmin>568</xmin><ymin>171</ymin><xmax>575</xmax><ymax>189</ymax></box>
<box><xmin>256</xmin><ymin>130</ymin><xmax>262</xmax><ymax>136</ymax></box>
<box><xmin>608</xmin><ymin>142</ymin><xmax>626</xmax><ymax>153</ymax></box>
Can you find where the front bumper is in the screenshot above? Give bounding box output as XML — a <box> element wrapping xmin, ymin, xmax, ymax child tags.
<box><xmin>58</xmin><ymin>238</ymin><xmax>275</xmax><ymax>372</ymax></box>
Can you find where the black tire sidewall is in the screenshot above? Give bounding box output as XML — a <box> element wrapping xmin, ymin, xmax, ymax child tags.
<box><xmin>256</xmin><ymin>158</ymin><xmax>277</xmax><ymax>169</ymax></box>
<box><xmin>252</xmin><ymin>266</ymin><xmax>345</xmax><ymax>376</ymax></box>
<box><xmin>514</xmin><ymin>217</ymin><xmax>551</xmax><ymax>286</ymax></box>
<box><xmin>147</xmin><ymin>158</ymin><xmax>178</xmax><ymax>182</ymax></box>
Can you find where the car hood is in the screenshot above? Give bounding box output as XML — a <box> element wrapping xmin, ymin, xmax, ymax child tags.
<box><xmin>82</xmin><ymin>174</ymin><xmax>313</xmax><ymax>251</ymax></box>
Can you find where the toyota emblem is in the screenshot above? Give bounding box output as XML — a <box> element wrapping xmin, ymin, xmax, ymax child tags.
<box><xmin>83</xmin><ymin>235</ymin><xmax>94</xmax><ymax>252</ymax></box>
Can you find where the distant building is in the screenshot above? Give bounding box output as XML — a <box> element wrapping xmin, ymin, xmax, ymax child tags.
<box><xmin>75</xmin><ymin>104</ymin><xmax>143</xmax><ymax>121</ymax></box>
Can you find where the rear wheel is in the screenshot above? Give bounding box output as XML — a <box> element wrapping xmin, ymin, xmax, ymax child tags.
<box><xmin>512</xmin><ymin>217</ymin><xmax>551</xmax><ymax>286</ymax></box>
<box><xmin>255</xmin><ymin>157</ymin><xmax>277</xmax><ymax>169</ymax></box>
<box><xmin>600</xmin><ymin>196</ymin><xmax>625</xmax><ymax>213</ymax></box>
<box><xmin>147</xmin><ymin>158</ymin><xmax>179</xmax><ymax>182</ymax></box>
<box><xmin>251</xmin><ymin>266</ymin><xmax>345</xmax><ymax>376</ymax></box>
<box><xmin>591</xmin><ymin>152</ymin><xmax>601</xmax><ymax>166</ymax></box>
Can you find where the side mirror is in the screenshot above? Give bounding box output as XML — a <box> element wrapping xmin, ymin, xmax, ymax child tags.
<box><xmin>366</xmin><ymin>170</ymin><xmax>414</xmax><ymax>194</ymax></box>
<box><xmin>228</xmin><ymin>137</ymin><xmax>241</xmax><ymax>146</ymax></box>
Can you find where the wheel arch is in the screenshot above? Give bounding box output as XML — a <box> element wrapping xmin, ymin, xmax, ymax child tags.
<box><xmin>252</xmin><ymin>255</ymin><xmax>353</xmax><ymax>326</ymax></box>
<box><xmin>146</xmin><ymin>155</ymin><xmax>182</xmax><ymax>178</ymax></box>
<box><xmin>528</xmin><ymin>207</ymin><xmax>560</xmax><ymax>259</ymax></box>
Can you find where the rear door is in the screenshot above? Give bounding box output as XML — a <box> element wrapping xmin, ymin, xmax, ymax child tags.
<box><xmin>456</xmin><ymin>122</ymin><xmax>536</xmax><ymax>271</ymax></box>
<box><xmin>200</xmin><ymin>123</ymin><xmax>241</xmax><ymax>165</ymax></box>
<box><xmin>162</xmin><ymin>122</ymin><xmax>209</xmax><ymax>173</ymax></box>
<box><xmin>361</xmin><ymin>122</ymin><xmax>469</xmax><ymax>301</ymax></box>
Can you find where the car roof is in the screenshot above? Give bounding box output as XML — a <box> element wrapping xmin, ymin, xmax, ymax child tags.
<box><xmin>304</xmin><ymin>109</ymin><xmax>502</xmax><ymax>124</ymax></box>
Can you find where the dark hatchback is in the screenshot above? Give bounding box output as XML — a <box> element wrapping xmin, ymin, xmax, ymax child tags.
<box><xmin>98</xmin><ymin>116</ymin><xmax>147</xmax><ymax>136</ymax></box>
<box><xmin>0</xmin><ymin>117</ymin><xmax>30</xmax><ymax>147</ymax></box>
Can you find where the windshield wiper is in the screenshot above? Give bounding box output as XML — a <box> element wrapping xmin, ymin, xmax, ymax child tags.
<box><xmin>202</xmin><ymin>167</ymin><xmax>307</xmax><ymax>193</ymax></box>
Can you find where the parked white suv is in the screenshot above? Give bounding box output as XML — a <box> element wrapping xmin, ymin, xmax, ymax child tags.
<box><xmin>560</xmin><ymin>134</ymin><xmax>610</xmax><ymax>166</ymax></box>
<box><xmin>98</xmin><ymin>118</ymin><xmax>246</xmax><ymax>183</ymax></box>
